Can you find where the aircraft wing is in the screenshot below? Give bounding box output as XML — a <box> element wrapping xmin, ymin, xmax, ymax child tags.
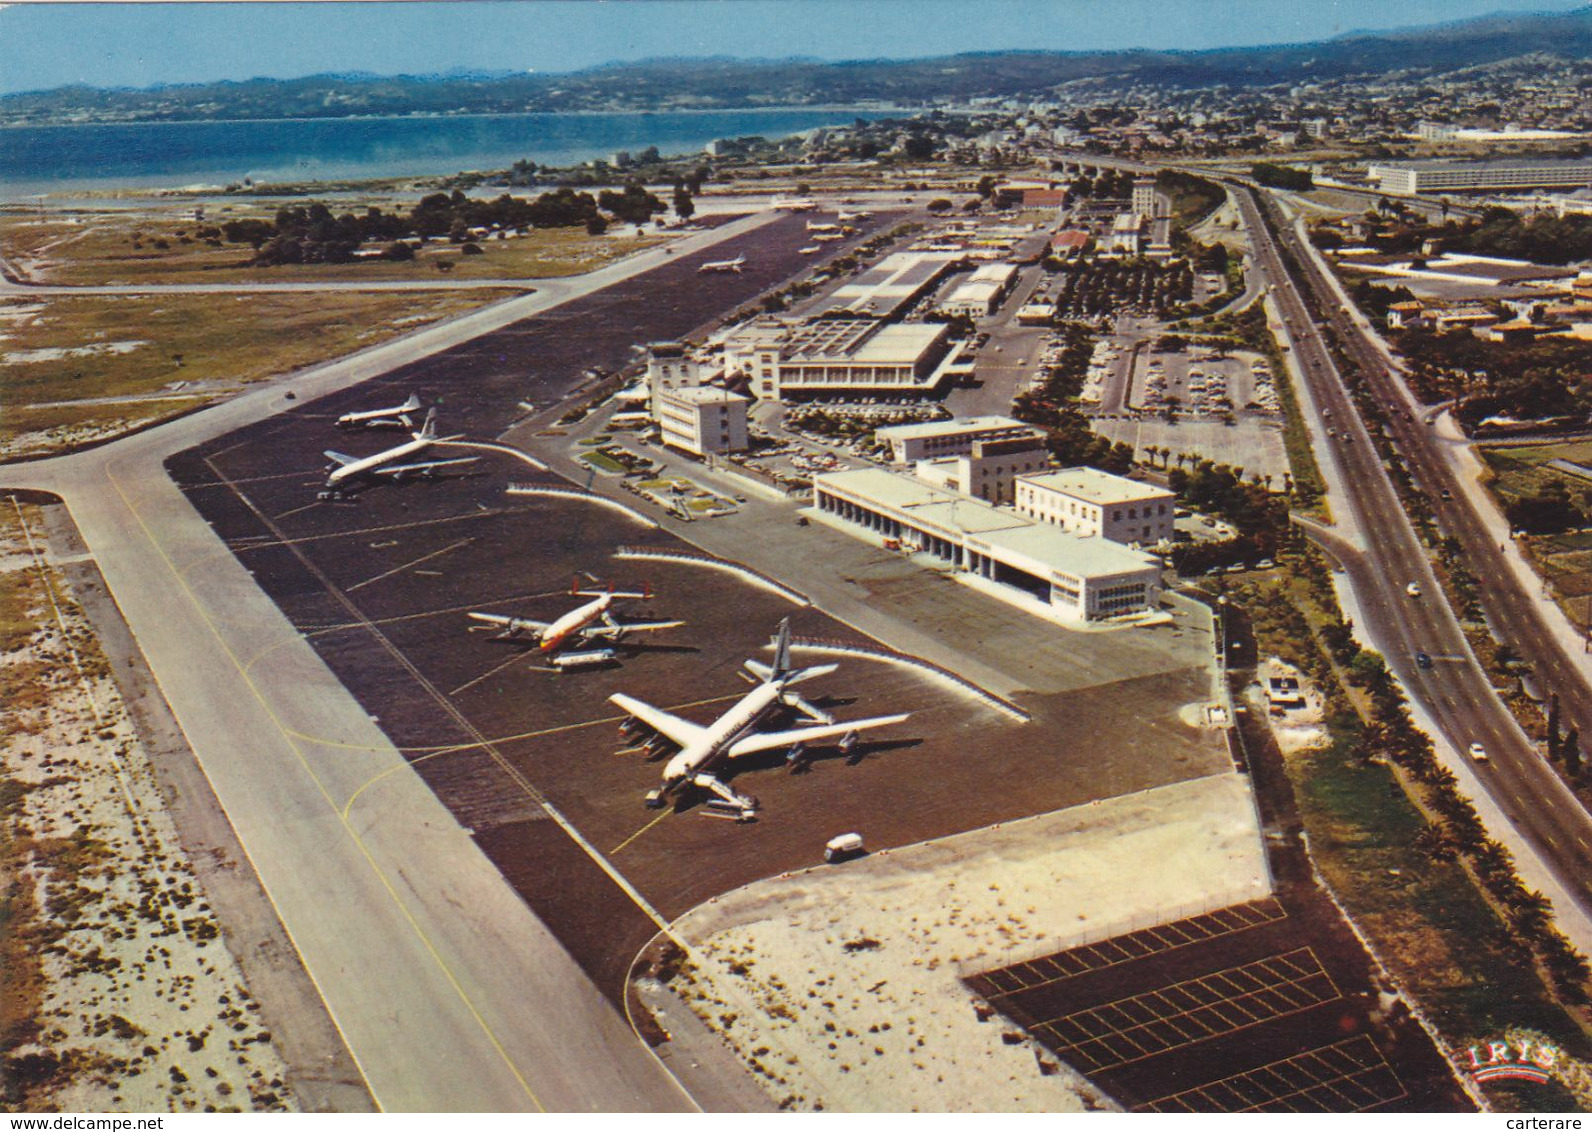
<box><xmin>725</xmin><ymin>714</ymin><xmax>910</xmax><ymax>759</ymax></box>
<box><xmin>369</xmin><ymin>456</ymin><xmax>480</xmax><ymax>477</ymax></box>
<box><xmin>609</xmin><ymin>693</ymin><xmax>709</xmax><ymax>748</ymax></box>
<box><xmin>469</xmin><ymin>612</ymin><xmax>551</xmax><ymax>634</ymax></box>
<box><xmin>324</xmin><ymin>450</ymin><xmax>359</xmax><ymax>467</ymax></box>
<box><xmin>591</xmin><ymin>618</ymin><xmax>685</xmax><ymax>638</ymax></box>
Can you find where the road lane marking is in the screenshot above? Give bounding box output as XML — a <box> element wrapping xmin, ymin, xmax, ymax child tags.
<box><xmin>347</xmin><ymin>537</ymin><xmax>474</xmax><ymax>593</ymax></box>
<box><xmin>611</xmin><ymin>810</ymin><xmax>672</xmax><ymax>856</ymax></box>
<box><xmin>105</xmin><ymin>457</ymin><xmax>547</xmax><ymax>1112</ymax></box>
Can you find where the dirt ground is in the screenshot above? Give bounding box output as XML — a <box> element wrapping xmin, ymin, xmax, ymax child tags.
<box><xmin>0</xmin><ymin>498</ymin><xmax>296</xmax><ymax>1111</ymax></box>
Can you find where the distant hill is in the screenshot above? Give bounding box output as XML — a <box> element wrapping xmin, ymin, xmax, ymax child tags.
<box><xmin>7</xmin><ymin>6</ymin><xmax>1592</xmax><ymax>125</ymax></box>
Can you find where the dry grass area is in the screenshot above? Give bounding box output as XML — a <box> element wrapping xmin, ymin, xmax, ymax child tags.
<box><xmin>0</xmin><ymin>291</ymin><xmax>493</xmax><ymax>459</ymax></box>
<box><xmin>0</xmin><ymin>499</ymin><xmax>295</xmax><ymax>1111</ymax></box>
<box><xmin>1479</xmin><ymin>441</ymin><xmax>1592</xmax><ymax>631</ymax></box>
<box><xmin>1</xmin><ymin>209</ymin><xmax>667</xmax><ymax>285</ymax></box>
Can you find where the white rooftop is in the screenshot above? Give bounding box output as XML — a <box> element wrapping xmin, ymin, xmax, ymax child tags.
<box><xmin>816</xmin><ymin>467</ymin><xmax>1159</xmax><ymax>579</ymax></box>
<box><xmin>1021</xmin><ymin>468</ymin><xmax>1173</xmax><ymax>506</ymax></box>
<box><xmin>663</xmin><ymin>385</ymin><xmax>748</xmax><ymax>405</ymax></box>
<box><xmin>876</xmin><ymin>415</ymin><xmax>1036</xmax><ymax>442</ymax></box>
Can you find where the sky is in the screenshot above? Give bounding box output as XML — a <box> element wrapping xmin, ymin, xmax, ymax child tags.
<box><xmin>0</xmin><ymin>0</ymin><xmax>1586</xmax><ymax>96</ymax></box>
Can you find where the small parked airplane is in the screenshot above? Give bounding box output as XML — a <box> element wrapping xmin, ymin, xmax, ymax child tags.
<box><xmin>467</xmin><ymin>580</ymin><xmax>683</xmax><ymax>669</ymax></box>
<box><xmin>609</xmin><ymin>618</ymin><xmax>910</xmax><ymax>820</ymax></box>
<box><xmin>336</xmin><ymin>393</ymin><xmax>422</xmax><ymax>430</ymax></box>
<box><xmin>698</xmin><ymin>255</ymin><xmax>745</xmax><ymax>274</ymax></box>
<box><xmin>319</xmin><ymin>409</ymin><xmax>477</xmax><ymax>498</ymax></box>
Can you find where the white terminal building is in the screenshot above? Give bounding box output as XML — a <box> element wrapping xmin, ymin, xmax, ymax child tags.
<box><xmin>875</xmin><ymin>415</ymin><xmax>1042</xmax><ymax>463</ymax></box>
<box><xmin>723</xmin><ymin>317</ymin><xmax>953</xmax><ymax>400</ymax></box>
<box><xmin>914</xmin><ymin>435</ymin><xmax>1049</xmax><ymax>505</ymax></box>
<box><xmin>656</xmin><ymin>385</ymin><xmax>749</xmax><ymax>456</ymax></box>
<box><xmin>1015</xmin><ymin>468</ymin><xmax>1175</xmax><ymax>546</ymax></box>
<box><xmin>1367</xmin><ymin>159</ymin><xmax>1592</xmax><ymax>195</ymax></box>
<box><xmin>812</xmin><ymin>467</ymin><xmax>1163</xmax><ymax>623</ymax></box>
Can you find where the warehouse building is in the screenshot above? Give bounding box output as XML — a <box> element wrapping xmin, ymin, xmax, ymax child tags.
<box><xmin>1367</xmin><ymin>159</ymin><xmax>1592</xmax><ymax>195</ymax></box>
<box><xmin>939</xmin><ymin>262</ymin><xmax>1021</xmax><ymax>317</ymax></box>
<box><xmin>824</xmin><ymin>251</ymin><xmax>964</xmax><ymax>318</ymax></box>
<box><xmin>812</xmin><ymin>467</ymin><xmax>1162</xmax><ymax>622</ymax></box>
<box><xmin>1016</xmin><ymin>468</ymin><xmax>1176</xmax><ymax>546</ymax></box>
<box><xmin>875</xmin><ymin>415</ymin><xmax>1043</xmax><ymax>463</ymax></box>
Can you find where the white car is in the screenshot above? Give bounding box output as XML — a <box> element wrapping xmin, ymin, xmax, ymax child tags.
<box><xmin>1406</xmin><ymin>582</ymin><xmax>1422</xmax><ymax>598</ymax></box>
<box><xmin>1468</xmin><ymin>742</ymin><xmax>1489</xmax><ymax>762</ymax></box>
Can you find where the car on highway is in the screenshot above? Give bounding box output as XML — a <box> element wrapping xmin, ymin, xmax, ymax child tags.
<box><xmin>1416</xmin><ymin>651</ymin><xmax>1433</xmax><ymax>669</ymax></box>
<box><xmin>1406</xmin><ymin>582</ymin><xmax>1422</xmax><ymax>598</ymax></box>
<box><xmin>1468</xmin><ymin>742</ymin><xmax>1489</xmax><ymax>762</ymax></box>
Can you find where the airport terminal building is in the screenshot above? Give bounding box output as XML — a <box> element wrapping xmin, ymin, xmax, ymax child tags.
<box><xmin>812</xmin><ymin>467</ymin><xmax>1163</xmax><ymax>622</ymax></box>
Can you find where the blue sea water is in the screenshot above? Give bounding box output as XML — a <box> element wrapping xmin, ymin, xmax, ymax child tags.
<box><xmin>0</xmin><ymin>107</ymin><xmax>894</xmax><ymax>197</ymax></box>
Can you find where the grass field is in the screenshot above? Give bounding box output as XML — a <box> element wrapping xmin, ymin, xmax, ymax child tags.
<box><xmin>0</xmin><ymin>291</ymin><xmax>496</xmax><ymax>458</ymax></box>
<box><xmin>1242</xmin><ymin>568</ymin><xmax>1591</xmax><ymax>1110</ymax></box>
<box><xmin>1479</xmin><ymin>441</ymin><xmax>1592</xmax><ymax>629</ymax></box>
<box><xmin>0</xmin><ymin>209</ymin><xmax>667</xmax><ymax>286</ymax></box>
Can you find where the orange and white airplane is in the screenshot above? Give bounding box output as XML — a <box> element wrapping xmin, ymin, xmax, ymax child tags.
<box><xmin>467</xmin><ymin>579</ymin><xmax>683</xmax><ymax>668</ymax></box>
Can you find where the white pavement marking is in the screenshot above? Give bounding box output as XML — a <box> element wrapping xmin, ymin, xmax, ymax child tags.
<box><xmin>0</xmin><ymin>222</ymin><xmax>776</xmax><ymax>1110</ymax></box>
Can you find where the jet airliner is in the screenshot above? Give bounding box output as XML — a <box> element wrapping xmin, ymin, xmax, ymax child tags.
<box><xmin>609</xmin><ymin>619</ymin><xmax>910</xmax><ymax>819</ymax></box>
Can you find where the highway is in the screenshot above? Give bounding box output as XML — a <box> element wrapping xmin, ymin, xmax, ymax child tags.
<box><xmin>0</xmin><ymin>214</ymin><xmax>787</xmax><ymax>1111</ymax></box>
<box><xmin>1232</xmin><ymin>182</ymin><xmax>1592</xmax><ymax>932</ymax></box>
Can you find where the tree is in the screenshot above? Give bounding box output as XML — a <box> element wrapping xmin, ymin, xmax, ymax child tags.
<box><xmin>382</xmin><ymin>241</ymin><xmax>415</xmax><ymax>262</ymax></box>
<box><xmin>976</xmin><ymin>174</ymin><xmax>998</xmax><ymax>199</ymax></box>
<box><xmin>585</xmin><ymin>214</ymin><xmax>609</xmax><ymax>236</ymax></box>
<box><xmin>672</xmin><ymin>183</ymin><xmax>695</xmax><ymax>221</ymax></box>
<box><xmin>1566</xmin><ymin>725</ymin><xmax>1583</xmax><ymax>780</ymax></box>
<box><xmin>926</xmin><ymin>198</ymin><xmax>954</xmax><ymax>214</ymax></box>
<box><xmin>1549</xmin><ymin>693</ymin><xmax>1563</xmax><ymax>763</ymax></box>
<box><xmin>903</xmin><ymin>135</ymin><xmax>937</xmax><ymax>161</ymax></box>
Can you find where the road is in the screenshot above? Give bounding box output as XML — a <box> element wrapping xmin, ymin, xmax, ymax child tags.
<box><xmin>0</xmin><ymin>215</ymin><xmax>784</xmax><ymax>1111</ymax></box>
<box><xmin>1233</xmin><ymin>183</ymin><xmax>1592</xmax><ymax>936</ymax></box>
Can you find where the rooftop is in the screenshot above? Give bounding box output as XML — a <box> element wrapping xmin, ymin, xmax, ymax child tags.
<box><xmin>662</xmin><ymin>386</ymin><xmax>747</xmax><ymax>405</ymax></box>
<box><xmin>876</xmin><ymin>415</ymin><xmax>1037</xmax><ymax>443</ymax></box>
<box><xmin>817</xmin><ymin>467</ymin><xmax>1159</xmax><ymax>579</ymax></box>
<box><xmin>1021</xmin><ymin>468</ymin><xmax>1174</xmax><ymax>506</ymax></box>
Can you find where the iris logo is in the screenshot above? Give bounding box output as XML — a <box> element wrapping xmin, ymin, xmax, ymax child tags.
<box><xmin>1466</xmin><ymin>1038</ymin><xmax>1562</xmax><ymax>1084</ymax></box>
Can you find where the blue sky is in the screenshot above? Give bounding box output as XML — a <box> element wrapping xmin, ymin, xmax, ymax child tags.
<box><xmin>0</xmin><ymin>0</ymin><xmax>1585</xmax><ymax>96</ymax></box>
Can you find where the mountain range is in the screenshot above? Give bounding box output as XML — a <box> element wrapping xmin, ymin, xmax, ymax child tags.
<box><xmin>6</xmin><ymin>5</ymin><xmax>1592</xmax><ymax>125</ymax></box>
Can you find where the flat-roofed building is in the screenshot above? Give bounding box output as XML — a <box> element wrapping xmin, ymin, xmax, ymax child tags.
<box><xmin>812</xmin><ymin>467</ymin><xmax>1162</xmax><ymax>622</ymax></box>
<box><xmin>1016</xmin><ymin>468</ymin><xmax>1175</xmax><ymax>546</ymax></box>
<box><xmin>913</xmin><ymin>436</ymin><xmax>1049</xmax><ymax>504</ymax></box>
<box><xmin>1368</xmin><ymin>159</ymin><xmax>1592</xmax><ymax>195</ymax></box>
<box><xmin>940</xmin><ymin>263</ymin><xmax>1020</xmax><ymax>317</ymax></box>
<box><xmin>722</xmin><ymin>318</ymin><xmax>952</xmax><ymax>400</ymax></box>
<box><xmin>876</xmin><ymin>415</ymin><xmax>1043</xmax><ymax>463</ymax></box>
<box><xmin>657</xmin><ymin>385</ymin><xmax>749</xmax><ymax>456</ymax></box>
<box><xmin>646</xmin><ymin>341</ymin><xmax>705</xmax><ymax>417</ymax></box>
<box><xmin>824</xmin><ymin>251</ymin><xmax>964</xmax><ymax>318</ymax></box>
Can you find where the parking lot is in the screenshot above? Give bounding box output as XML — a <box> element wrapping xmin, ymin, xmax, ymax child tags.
<box><xmin>967</xmin><ymin>892</ymin><xmax>1466</xmax><ymax>1111</ymax></box>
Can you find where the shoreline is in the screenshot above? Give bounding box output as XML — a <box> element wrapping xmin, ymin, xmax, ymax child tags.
<box><xmin>0</xmin><ymin>103</ymin><xmax>908</xmax><ymax>131</ymax></box>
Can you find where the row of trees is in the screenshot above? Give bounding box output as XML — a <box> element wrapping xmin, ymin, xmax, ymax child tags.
<box><xmin>220</xmin><ymin>183</ymin><xmax>672</xmax><ymax>265</ymax></box>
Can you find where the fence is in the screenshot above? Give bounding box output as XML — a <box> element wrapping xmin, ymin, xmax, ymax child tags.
<box><xmin>506</xmin><ymin>483</ymin><xmax>657</xmax><ymax>529</ymax></box>
<box><xmin>613</xmin><ymin>544</ymin><xmax>810</xmax><ymax>606</ymax></box>
<box><xmin>788</xmin><ymin>634</ymin><xmax>1031</xmax><ymax>724</ymax></box>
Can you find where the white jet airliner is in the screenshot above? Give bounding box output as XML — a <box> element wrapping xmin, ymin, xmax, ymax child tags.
<box><xmin>319</xmin><ymin>409</ymin><xmax>478</xmax><ymax>498</ymax></box>
<box><xmin>609</xmin><ymin>618</ymin><xmax>910</xmax><ymax>819</ymax></box>
<box><xmin>335</xmin><ymin>393</ymin><xmax>422</xmax><ymax>429</ymax></box>
<box><xmin>698</xmin><ymin>255</ymin><xmax>745</xmax><ymax>274</ymax></box>
<box><xmin>467</xmin><ymin>581</ymin><xmax>683</xmax><ymax>669</ymax></box>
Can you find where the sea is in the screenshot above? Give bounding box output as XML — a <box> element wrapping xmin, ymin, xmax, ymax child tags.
<box><xmin>0</xmin><ymin>107</ymin><xmax>896</xmax><ymax>198</ymax></box>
